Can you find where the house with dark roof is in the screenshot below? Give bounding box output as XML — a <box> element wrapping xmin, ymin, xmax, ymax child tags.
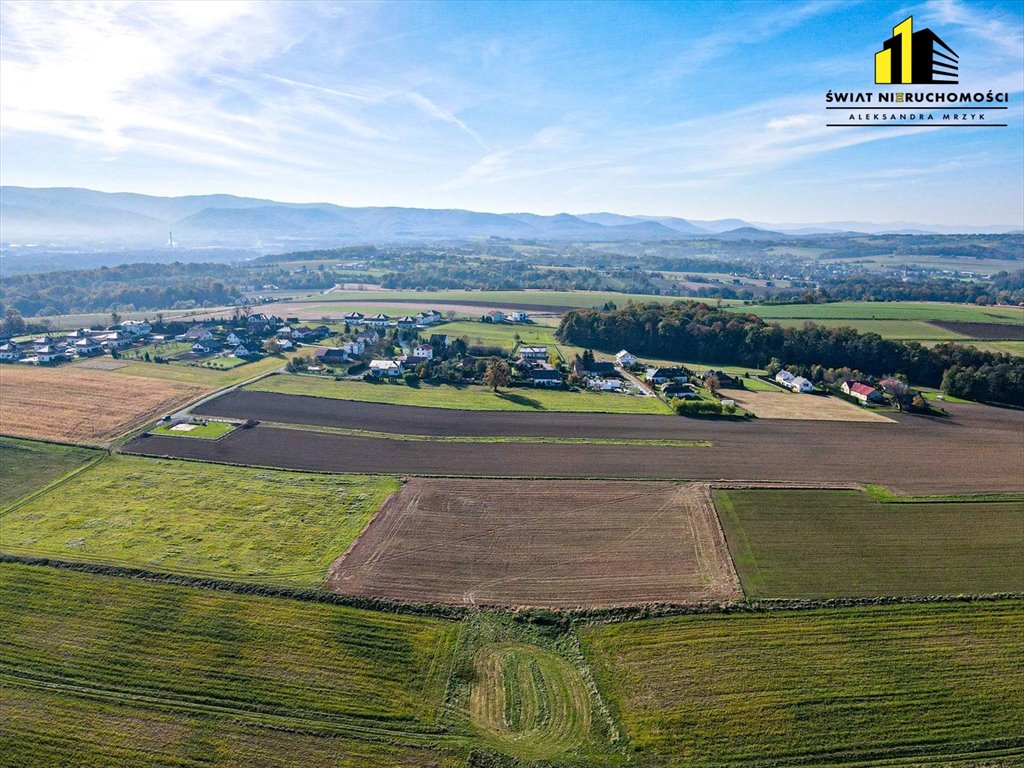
<box><xmin>315</xmin><ymin>347</ymin><xmax>349</xmax><ymax>365</ymax></box>
<box><xmin>646</xmin><ymin>367</ymin><xmax>688</xmax><ymax>385</ymax></box>
<box><xmin>573</xmin><ymin>359</ymin><xmax>617</xmax><ymax>378</ymax></box>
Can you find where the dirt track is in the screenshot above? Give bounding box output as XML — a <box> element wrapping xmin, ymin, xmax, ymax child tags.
<box><xmin>325</xmin><ymin>478</ymin><xmax>741</xmax><ymax>608</ymax></box>
<box><xmin>127</xmin><ymin>395</ymin><xmax>1024</xmax><ymax>494</ymax></box>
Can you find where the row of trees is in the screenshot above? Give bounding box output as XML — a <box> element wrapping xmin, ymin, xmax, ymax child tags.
<box><xmin>557</xmin><ymin>301</ymin><xmax>1024</xmax><ymax>405</ymax></box>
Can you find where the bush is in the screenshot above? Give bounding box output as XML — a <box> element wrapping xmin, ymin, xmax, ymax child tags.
<box><xmin>672</xmin><ymin>398</ymin><xmax>726</xmax><ymax>416</ymax></box>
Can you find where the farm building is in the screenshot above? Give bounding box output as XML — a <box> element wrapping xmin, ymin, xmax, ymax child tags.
<box><xmin>647</xmin><ymin>367</ymin><xmax>688</xmax><ymax>385</ymax></box>
<box><xmin>842</xmin><ymin>380</ymin><xmax>884</xmax><ymax>403</ymax></box>
<box><xmin>315</xmin><ymin>347</ymin><xmax>349</xmax><ymax>365</ymax></box>
<box><xmin>616</xmin><ymin>350</ymin><xmax>637</xmax><ymax>367</ymax></box>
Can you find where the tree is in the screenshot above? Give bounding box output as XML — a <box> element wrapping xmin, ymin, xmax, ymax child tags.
<box><xmin>2</xmin><ymin>308</ymin><xmax>26</xmax><ymax>335</ymax></box>
<box><xmin>110</xmin><ymin>310</ymin><xmax>122</xmax><ymax>327</ymax></box>
<box><xmin>264</xmin><ymin>338</ymin><xmax>280</xmax><ymax>355</ymax></box>
<box><xmin>705</xmin><ymin>374</ymin><xmax>720</xmax><ymax>395</ymax></box>
<box><xmin>483</xmin><ymin>359</ymin><xmax>511</xmax><ymax>392</ymax></box>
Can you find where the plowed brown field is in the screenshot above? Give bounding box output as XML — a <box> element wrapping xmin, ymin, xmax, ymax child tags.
<box><xmin>326</xmin><ymin>478</ymin><xmax>741</xmax><ymax>608</ymax></box>
<box><xmin>0</xmin><ymin>365</ymin><xmax>209</xmax><ymax>445</ymax></box>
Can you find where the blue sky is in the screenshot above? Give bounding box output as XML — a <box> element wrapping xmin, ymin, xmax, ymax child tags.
<box><xmin>1</xmin><ymin>0</ymin><xmax>1021</xmax><ymax>224</ymax></box>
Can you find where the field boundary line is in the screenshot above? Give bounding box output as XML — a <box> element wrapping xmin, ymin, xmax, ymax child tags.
<box><xmin>4</xmin><ymin>555</ymin><xmax>1021</xmax><ymax>621</ymax></box>
<box><xmin>0</xmin><ymin>452</ymin><xmax>109</xmax><ymax>517</ymax></box>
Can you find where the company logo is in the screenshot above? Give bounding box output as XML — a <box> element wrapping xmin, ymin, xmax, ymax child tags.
<box><xmin>875</xmin><ymin>16</ymin><xmax>958</xmax><ymax>84</ymax></box>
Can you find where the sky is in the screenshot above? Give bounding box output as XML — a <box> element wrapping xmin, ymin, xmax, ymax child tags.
<box><xmin>1</xmin><ymin>0</ymin><xmax>1022</xmax><ymax>225</ymax></box>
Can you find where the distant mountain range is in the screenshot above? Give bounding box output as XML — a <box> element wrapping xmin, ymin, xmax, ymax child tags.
<box><xmin>1</xmin><ymin>186</ymin><xmax>1019</xmax><ymax>247</ymax></box>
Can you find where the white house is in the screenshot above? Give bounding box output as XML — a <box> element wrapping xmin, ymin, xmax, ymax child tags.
<box><xmin>101</xmin><ymin>332</ymin><xmax>132</xmax><ymax>349</ymax></box>
<box><xmin>233</xmin><ymin>343</ymin><xmax>260</xmax><ymax>359</ymax></box>
<box><xmin>519</xmin><ymin>346</ymin><xmax>549</xmax><ymax>360</ymax></box>
<box><xmin>74</xmin><ymin>338</ymin><xmax>103</xmax><ymax>357</ymax></box>
<box><xmin>775</xmin><ymin>370</ymin><xmax>795</xmax><ymax>385</ymax></box>
<box><xmin>365</xmin><ymin>313</ymin><xmax>390</xmax><ymax>328</ymax></box>
<box><xmin>32</xmin><ymin>335</ymin><xmax>56</xmax><ymax>351</ymax></box>
<box><xmin>588</xmin><ymin>377</ymin><xmax>623</xmax><ymax>391</ymax></box>
<box><xmin>36</xmin><ymin>345</ymin><xmax>63</xmax><ymax>364</ymax></box>
<box><xmin>616</xmin><ymin>350</ymin><xmax>637</xmax><ymax>367</ymax></box>
<box><xmin>343</xmin><ymin>312</ymin><xmax>365</xmax><ymax>324</ymax></box>
<box><xmin>226</xmin><ymin>331</ymin><xmax>250</xmax><ymax>346</ymax></box>
<box><xmin>369</xmin><ymin>359</ymin><xmax>403</xmax><ymax>377</ymax></box>
<box><xmin>482</xmin><ymin>310</ymin><xmax>507</xmax><ymax>323</ymax></box>
<box><xmin>121</xmin><ymin>320</ymin><xmax>151</xmax><ymax>337</ymax></box>
<box><xmin>0</xmin><ymin>343</ymin><xmax>24</xmax><ymax>361</ymax></box>
<box><xmin>510</xmin><ymin>310</ymin><xmax>529</xmax><ymax>323</ymax></box>
<box><xmin>338</xmin><ymin>340</ymin><xmax>365</xmax><ymax>356</ymax></box>
<box><xmin>396</xmin><ymin>316</ymin><xmax>418</xmax><ymax>328</ymax></box>
<box><xmin>788</xmin><ymin>376</ymin><xmax>814</xmax><ymax>393</ymax></box>
<box><xmin>411</xmin><ymin>343</ymin><xmax>434</xmax><ymax>360</ymax></box>
<box><xmin>416</xmin><ymin>310</ymin><xmax>442</xmax><ymax>326</ymax></box>
<box><xmin>181</xmin><ymin>326</ymin><xmax>213</xmax><ymax>343</ymax></box>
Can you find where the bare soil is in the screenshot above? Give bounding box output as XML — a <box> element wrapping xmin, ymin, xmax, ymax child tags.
<box><xmin>126</xmin><ymin>398</ymin><xmax>1024</xmax><ymax>495</ymax></box>
<box><xmin>928</xmin><ymin>321</ymin><xmax>1024</xmax><ymax>340</ymax></box>
<box><xmin>0</xmin><ymin>366</ymin><xmax>209</xmax><ymax>445</ymax></box>
<box><xmin>325</xmin><ymin>478</ymin><xmax>741</xmax><ymax>608</ymax></box>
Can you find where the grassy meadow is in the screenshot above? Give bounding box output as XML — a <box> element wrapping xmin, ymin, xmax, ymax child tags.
<box><xmin>0</xmin><ymin>455</ymin><xmax>398</xmax><ymax>586</ymax></box>
<box><xmin>0</xmin><ymin>563</ymin><xmax>460</xmax><ymax>766</ymax></box>
<box><xmin>0</xmin><ymin>437</ymin><xmax>99</xmax><ymax>508</ymax></box>
<box><xmin>248</xmin><ymin>374</ymin><xmax>674</xmax><ymax>414</ymax></box>
<box><xmin>714</xmin><ymin>488</ymin><xmax>1024</xmax><ymax>598</ymax></box>
<box><xmin>149</xmin><ymin>420</ymin><xmax>236</xmax><ymax>439</ymax></box>
<box><xmin>582</xmin><ymin>601</ymin><xmax>1024</xmax><ymax>766</ymax></box>
<box><xmin>109</xmin><ymin>351</ymin><xmax>295</xmax><ymax>388</ymax></box>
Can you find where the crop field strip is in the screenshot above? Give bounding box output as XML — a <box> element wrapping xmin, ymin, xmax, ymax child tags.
<box><xmin>581</xmin><ymin>601</ymin><xmax>1024</xmax><ymax>766</ymax></box>
<box><xmin>328</xmin><ymin>479</ymin><xmax>741</xmax><ymax>608</ymax></box>
<box><xmin>248</xmin><ymin>374</ymin><xmax>674</xmax><ymax>414</ymax></box>
<box><xmin>0</xmin><ymin>365</ymin><xmax>210</xmax><ymax>445</ymax></box>
<box><xmin>129</xmin><ymin>399</ymin><xmax>1024</xmax><ymax>494</ymax></box>
<box><xmin>714</xmin><ymin>488</ymin><xmax>1024</xmax><ymax>598</ymax></box>
<box><xmin>0</xmin><ymin>563</ymin><xmax>462</xmax><ymax>764</ymax></box>
<box><xmin>0</xmin><ymin>454</ymin><xmax>398</xmax><ymax>587</ymax></box>
<box><xmin>0</xmin><ymin>436</ymin><xmax>100</xmax><ymax>507</ymax></box>
<box><xmin>928</xmin><ymin>319</ymin><xmax>1024</xmax><ymax>340</ymax></box>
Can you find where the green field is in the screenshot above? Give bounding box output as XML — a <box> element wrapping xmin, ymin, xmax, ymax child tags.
<box><xmin>249</xmin><ymin>374</ymin><xmax>674</xmax><ymax>414</ymax></box>
<box><xmin>0</xmin><ymin>563</ymin><xmax>459</xmax><ymax>767</ymax></box>
<box><xmin>735</xmin><ymin>301</ymin><xmax>1024</xmax><ymax>323</ymax></box>
<box><xmin>582</xmin><ymin>601</ymin><xmax>1024</xmax><ymax>766</ymax></box>
<box><xmin>149</xmin><ymin>420</ymin><xmax>236</xmax><ymax>439</ymax></box>
<box><xmin>0</xmin><ymin>455</ymin><xmax>398</xmax><ymax>586</ymax></box>
<box><xmin>714</xmin><ymin>488</ymin><xmax>1024</xmax><ymax>598</ymax></box>
<box><xmin>434</xmin><ymin>319</ymin><xmax>558</xmax><ymax>349</ymax></box>
<box><xmin>769</xmin><ymin>317</ymin><xmax>969</xmax><ymax>340</ymax></box>
<box><xmin>0</xmin><ymin>437</ymin><xmax>99</xmax><ymax>508</ymax></box>
<box><xmin>312</xmin><ymin>289</ymin><xmax>720</xmax><ymax>309</ymax></box>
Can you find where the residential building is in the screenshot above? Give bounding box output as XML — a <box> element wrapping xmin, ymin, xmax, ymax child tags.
<box><xmin>369</xmin><ymin>359</ymin><xmax>403</xmax><ymax>377</ymax></box>
<box><xmin>36</xmin><ymin>345</ymin><xmax>64</xmax><ymax>364</ymax></box>
<box><xmin>482</xmin><ymin>310</ymin><xmax>507</xmax><ymax>323</ymax></box>
<box><xmin>528</xmin><ymin>364</ymin><xmax>562</xmax><ymax>387</ymax></box>
<box><xmin>74</xmin><ymin>338</ymin><xmax>103</xmax><ymax>357</ymax></box>
<box><xmin>121</xmin><ymin>320</ymin><xmax>151</xmax><ymax>337</ymax></box>
<box><xmin>396</xmin><ymin>316</ymin><xmax>418</xmax><ymax>328</ymax></box>
<box><xmin>315</xmin><ymin>347</ymin><xmax>349</xmax><ymax>365</ymax></box>
<box><xmin>365</xmin><ymin>313</ymin><xmax>390</xmax><ymax>328</ymax></box>
<box><xmin>411</xmin><ymin>343</ymin><xmax>434</xmax><ymax>360</ymax></box>
<box><xmin>0</xmin><ymin>342</ymin><xmax>24</xmax><ymax>361</ymax></box>
<box><xmin>615</xmin><ymin>350</ymin><xmax>637</xmax><ymax>367</ymax></box>
<box><xmin>343</xmin><ymin>312</ymin><xmax>365</xmax><ymax>324</ymax></box>
<box><xmin>519</xmin><ymin>346</ymin><xmax>549</xmax><ymax>361</ymax></box>
<box><xmin>510</xmin><ymin>311</ymin><xmax>529</xmax><ymax>323</ymax></box>
<box><xmin>647</xmin><ymin>367</ymin><xmax>688</xmax><ymax>385</ymax></box>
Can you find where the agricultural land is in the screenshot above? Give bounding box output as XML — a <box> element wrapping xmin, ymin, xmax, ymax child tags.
<box><xmin>714</xmin><ymin>488</ymin><xmax>1024</xmax><ymax>597</ymax></box>
<box><xmin>0</xmin><ymin>436</ymin><xmax>99</xmax><ymax>507</ymax></box>
<box><xmin>328</xmin><ymin>478</ymin><xmax>741</xmax><ymax>607</ymax></box>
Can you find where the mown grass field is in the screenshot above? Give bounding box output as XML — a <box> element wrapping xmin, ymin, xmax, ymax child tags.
<box><xmin>149</xmin><ymin>420</ymin><xmax>236</xmax><ymax>439</ymax></box>
<box><xmin>0</xmin><ymin>455</ymin><xmax>398</xmax><ymax>586</ymax></box>
<box><xmin>110</xmin><ymin>351</ymin><xmax>295</xmax><ymax>388</ymax></box>
<box><xmin>0</xmin><ymin>563</ymin><xmax>461</xmax><ymax>767</ymax></box>
<box><xmin>768</xmin><ymin>317</ymin><xmax>969</xmax><ymax>339</ymax></box>
<box><xmin>0</xmin><ymin>437</ymin><xmax>99</xmax><ymax>508</ymax></box>
<box><xmin>736</xmin><ymin>300</ymin><xmax>1024</xmax><ymax>323</ymax></box>
<box><xmin>582</xmin><ymin>601</ymin><xmax>1024</xmax><ymax>766</ymax></box>
<box><xmin>248</xmin><ymin>374</ymin><xmax>674</xmax><ymax>414</ymax></box>
<box><xmin>714</xmin><ymin>488</ymin><xmax>1024</xmax><ymax>597</ymax></box>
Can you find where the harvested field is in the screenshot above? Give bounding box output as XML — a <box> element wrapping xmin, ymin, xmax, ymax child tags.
<box><xmin>714</xmin><ymin>488</ymin><xmax>1024</xmax><ymax>597</ymax></box>
<box><xmin>582</xmin><ymin>601</ymin><xmax>1024</xmax><ymax>766</ymax></box>
<box><xmin>132</xmin><ymin>399</ymin><xmax>1024</xmax><ymax>494</ymax></box>
<box><xmin>0</xmin><ymin>365</ymin><xmax>209</xmax><ymax>445</ymax></box>
<box><xmin>721</xmin><ymin>389</ymin><xmax>894</xmax><ymax>421</ymax></box>
<box><xmin>929</xmin><ymin>320</ymin><xmax>1024</xmax><ymax>340</ymax></box>
<box><xmin>327</xmin><ymin>478</ymin><xmax>741</xmax><ymax>607</ymax></box>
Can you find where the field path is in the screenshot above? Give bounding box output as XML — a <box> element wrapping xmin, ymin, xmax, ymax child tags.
<box><xmin>683</xmin><ymin>483</ymin><xmax>743</xmax><ymax>601</ymax></box>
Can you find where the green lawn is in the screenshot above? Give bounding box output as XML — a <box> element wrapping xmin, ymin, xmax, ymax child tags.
<box><xmin>119</xmin><ymin>340</ymin><xmax>195</xmax><ymax>360</ymax></box>
<box><xmin>0</xmin><ymin>563</ymin><xmax>459</xmax><ymax>767</ymax></box>
<box><xmin>0</xmin><ymin>437</ymin><xmax>99</xmax><ymax>509</ymax></box>
<box><xmin>434</xmin><ymin>319</ymin><xmax>558</xmax><ymax>350</ymax></box>
<box><xmin>249</xmin><ymin>374</ymin><xmax>674</xmax><ymax>414</ymax></box>
<box><xmin>714</xmin><ymin>488</ymin><xmax>1024</xmax><ymax>598</ymax></box>
<box><xmin>582</xmin><ymin>601</ymin><xmax>1024</xmax><ymax>766</ymax></box>
<box><xmin>0</xmin><ymin>455</ymin><xmax>399</xmax><ymax>586</ymax></box>
<box><xmin>149</xmin><ymin>420</ymin><xmax>236</xmax><ymax>439</ymax></box>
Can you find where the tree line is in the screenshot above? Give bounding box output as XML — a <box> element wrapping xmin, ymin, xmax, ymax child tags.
<box><xmin>556</xmin><ymin>301</ymin><xmax>1024</xmax><ymax>405</ymax></box>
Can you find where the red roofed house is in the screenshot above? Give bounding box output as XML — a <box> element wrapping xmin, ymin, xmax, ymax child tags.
<box><xmin>842</xmin><ymin>380</ymin><xmax>883</xmax><ymax>404</ymax></box>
